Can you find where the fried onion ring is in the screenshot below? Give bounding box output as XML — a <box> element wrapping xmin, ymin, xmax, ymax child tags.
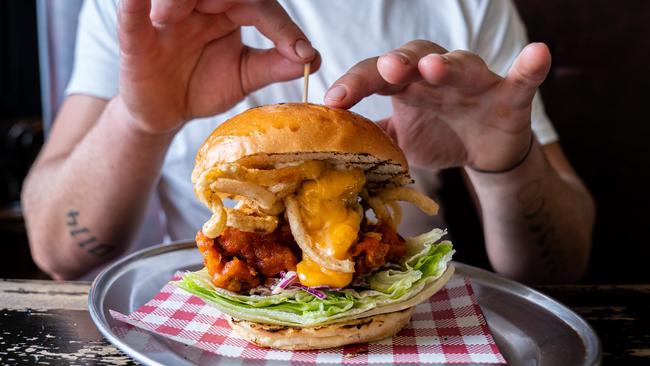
<box><xmin>237</xmin><ymin>197</ymin><xmax>285</xmax><ymax>216</ymax></box>
<box><xmin>202</xmin><ymin>197</ymin><xmax>227</xmax><ymax>238</ymax></box>
<box><xmin>361</xmin><ymin>189</ymin><xmax>392</xmax><ymax>226</ymax></box>
<box><xmin>226</xmin><ymin>207</ymin><xmax>278</xmax><ymax>234</ymax></box>
<box><xmin>231</xmin><ymin>161</ymin><xmax>325</xmax><ymax>185</ymax></box>
<box><xmin>285</xmin><ymin>196</ymin><xmax>355</xmax><ymax>273</ymax></box>
<box><xmin>211</xmin><ymin>178</ymin><xmax>277</xmax><ymax>212</ymax></box>
<box><xmin>208</xmin><ymin>160</ymin><xmax>325</xmax><ymax>186</ymax></box>
<box><xmin>379</xmin><ymin>187</ymin><xmax>439</xmax><ymax>216</ymax></box>
<box><xmin>267</xmin><ymin>181</ymin><xmax>302</xmax><ymax>198</ymax></box>
<box><xmin>386</xmin><ymin>200</ymin><xmax>403</xmax><ymax>228</ymax></box>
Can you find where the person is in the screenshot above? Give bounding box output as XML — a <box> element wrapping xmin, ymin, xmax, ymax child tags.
<box><xmin>22</xmin><ymin>0</ymin><xmax>594</xmax><ymax>283</ymax></box>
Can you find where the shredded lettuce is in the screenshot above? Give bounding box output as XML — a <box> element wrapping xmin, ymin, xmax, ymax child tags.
<box><xmin>174</xmin><ymin>228</ymin><xmax>453</xmax><ymax>327</ymax></box>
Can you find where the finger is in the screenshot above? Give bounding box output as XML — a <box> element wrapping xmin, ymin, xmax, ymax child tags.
<box><xmin>324</xmin><ymin>57</ymin><xmax>405</xmax><ymax>109</ymax></box>
<box><xmin>376</xmin><ymin>39</ymin><xmax>447</xmax><ymax>85</ymax></box>
<box><xmin>502</xmin><ymin>43</ymin><xmax>552</xmax><ymax>109</ymax></box>
<box><xmin>326</xmin><ymin>40</ymin><xmax>447</xmax><ymax>109</ymax></box>
<box><xmin>225</xmin><ymin>0</ymin><xmax>316</xmax><ymax>62</ymax></box>
<box><xmin>418</xmin><ymin>50</ymin><xmax>498</xmax><ymax>90</ymax></box>
<box><xmin>150</xmin><ymin>0</ymin><xmax>197</xmax><ymax>25</ymax></box>
<box><xmin>117</xmin><ymin>0</ymin><xmax>155</xmax><ymax>55</ymax></box>
<box><xmin>241</xmin><ymin>47</ymin><xmax>322</xmax><ymax>94</ymax></box>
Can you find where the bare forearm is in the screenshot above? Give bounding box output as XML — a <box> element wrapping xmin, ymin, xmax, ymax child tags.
<box><xmin>22</xmin><ymin>96</ymin><xmax>174</xmax><ymax>279</ymax></box>
<box><xmin>465</xmin><ymin>140</ymin><xmax>595</xmax><ymax>283</ymax></box>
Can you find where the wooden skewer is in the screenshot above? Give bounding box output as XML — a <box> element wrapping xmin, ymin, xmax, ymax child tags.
<box><xmin>302</xmin><ymin>63</ymin><xmax>310</xmax><ymax>103</ymax></box>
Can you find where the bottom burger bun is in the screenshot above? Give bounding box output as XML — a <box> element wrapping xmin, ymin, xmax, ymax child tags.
<box><xmin>229</xmin><ymin>307</ymin><xmax>414</xmax><ymax>351</ymax></box>
<box><xmin>227</xmin><ymin>264</ymin><xmax>455</xmax><ymax>350</ymax></box>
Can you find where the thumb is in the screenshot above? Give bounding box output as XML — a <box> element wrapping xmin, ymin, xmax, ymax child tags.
<box><xmin>240</xmin><ymin>47</ymin><xmax>321</xmax><ymax>95</ymax></box>
<box><xmin>502</xmin><ymin>43</ymin><xmax>552</xmax><ymax>109</ymax></box>
<box><xmin>377</xmin><ymin>118</ymin><xmax>398</xmax><ymax>144</ymax></box>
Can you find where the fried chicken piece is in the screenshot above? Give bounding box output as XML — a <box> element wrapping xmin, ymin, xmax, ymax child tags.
<box><xmin>218</xmin><ymin>223</ymin><xmax>298</xmax><ymax>277</ymax></box>
<box><xmin>376</xmin><ymin>223</ymin><xmax>406</xmax><ymax>261</ymax></box>
<box><xmin>275</xmin><ymin>220</ymin><xmax>301</xmax><ymax>257</ymax></box>
<box><xmin>197</xmin><ymin>218</ymin><xmax>404</xmax><ymax>292</ymax></box>
<box><xmin>351</xmin><ymin>223</ymin><xmax>406</xmax><ymax>276</ymax></box>
<box><xmin>211</xmin><ymin>257</ymin><xmax>260</xmax><ymax>292</ymax></box>
<box><xmin>351</xmin><ymin>236</ymin><xmax>390</xmax><ymax>276</ymax></box>
<box><xmin>195</xmin><ymin>231</ymin><xmax>260</xmax><ymax>292</ymax></box>
<box><xmin>196</xmin><ymin>230</ymin><xmax>225</xmax><ymax>275</ymax></box>
<box><xmin>195</xmin><ymin>219</ymin><xmax>299</xmax><ymax>293</ymax></box>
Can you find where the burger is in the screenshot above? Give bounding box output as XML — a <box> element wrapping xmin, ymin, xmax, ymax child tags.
<box><xmin>176</xmin><ymin>103</ymin><xmax>454</xmax><ymax>350</ymax></box>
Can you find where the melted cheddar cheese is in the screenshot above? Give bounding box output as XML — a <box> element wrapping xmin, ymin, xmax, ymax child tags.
<box><xmin>296</xmin><ymin>257</ymin><xmax>353</xmax><ymax>288</ymax></box>
<box><xmin>295</xmin><ymin>168</ymin><xmax>365</xmax><ymax>288</ymax></box>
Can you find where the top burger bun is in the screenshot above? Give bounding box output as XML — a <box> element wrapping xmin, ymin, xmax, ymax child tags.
<box><xmin>192</xmin><ymin>103</ymin><xmax>412</xmax><ymax>189</ymax></box>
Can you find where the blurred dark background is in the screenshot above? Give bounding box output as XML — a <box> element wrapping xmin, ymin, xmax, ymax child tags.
<box><xmin>0</xmin><ymin>1</ymin><xmax>648</xmax><ymax>283</ymax></box>
<box><xmin>0</xmin><ymin>1</ymin><xmax>45</xmax><ymax>279</ymax></box>
<box><xmin>514</xmin><ymin>0</ymin><xmax>650</xmax><ymax>283</ymax></box>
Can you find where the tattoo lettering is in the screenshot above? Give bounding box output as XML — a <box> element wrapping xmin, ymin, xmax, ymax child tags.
<box><xmin>516</xmin><ymin>179</ymin><xmax>563</xmax><ymax>274</ymax></box>
<box><xmin>66</xmin><ymin>209</ymin><xmax>114</xmax><ymax>258</ymax></box>
<box><xmin>69</xmin><ymin>227</ymin><xmax>90</xmax><ymax>237</ymax></box>
<box><xmin>77</xmin><ymin>236</ymin><xmax>97</xmax><ymax>248</ymax></box>
<box><xmin>66</xmin><ymin>210</ymin><xmax>80</xmax><ymax>226</ymax></box>
<box><xmin>88</xmin><ymin>245</ymin><xmax>113</xmax><ymax>257</ymax></box>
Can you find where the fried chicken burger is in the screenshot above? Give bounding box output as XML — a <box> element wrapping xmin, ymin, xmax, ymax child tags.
<box><xmin>176</xmin><ymin>103</ymin><xmax>455</xmax><ymax>350</ymax></box>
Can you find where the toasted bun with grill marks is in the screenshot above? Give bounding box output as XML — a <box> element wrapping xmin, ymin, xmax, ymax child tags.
<box><xmin>228</xmin><ymin>307</ymin><xmax>415</xmax><ymax>351</ymax></box>
<box><xmin>191</xmin><ymin>103</ymin><xmax>412</xmax><ymax>189</ymax></box>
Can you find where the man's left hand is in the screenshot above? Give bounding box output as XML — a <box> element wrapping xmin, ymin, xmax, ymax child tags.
<box><xmin>324</xmin><ymin>40</ymin><xmax>551</xmax><ymax>172</ymax></box>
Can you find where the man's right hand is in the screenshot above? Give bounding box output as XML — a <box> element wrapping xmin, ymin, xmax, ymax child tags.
<box><xmin>118</xmin><ymin>0</ymin><xmax>319</xmax><ymax>135</ymax></box>
<box><xmin>23</xmin><ymin>0</ymin><xmax>318</xmax><ymax>279</ymax></box>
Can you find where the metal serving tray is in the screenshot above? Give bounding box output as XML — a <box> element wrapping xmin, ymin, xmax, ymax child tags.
<box><xmin>88</xmin><ymin>241</ymin><xmax>601</xmax><ymax>365</ymax></box>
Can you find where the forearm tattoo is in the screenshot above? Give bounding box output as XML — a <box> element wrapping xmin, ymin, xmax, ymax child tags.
<box><xmin>66</xmin><ymin>209</ymin><xmax>114</xmax><ymax>257</ymax></box>
<box><xmin>516</xmin><ymin>179</ymin><xmax>563</xmax><ymax>274</ymax></box>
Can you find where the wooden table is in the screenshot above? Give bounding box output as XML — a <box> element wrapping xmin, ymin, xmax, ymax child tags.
<box><xmin>0</xmin><ymin>279</ymin><xmax>648</xmax><ymax>365</ymax></box>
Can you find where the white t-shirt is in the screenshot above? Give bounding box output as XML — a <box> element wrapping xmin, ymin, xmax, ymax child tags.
<box><xmin>67</xmin><ymin>0</ymin><xmax>558</xmax><ymax>262</ymax></box>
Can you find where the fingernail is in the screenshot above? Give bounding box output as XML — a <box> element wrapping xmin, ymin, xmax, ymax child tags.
<box><xmin>326</xmin><ymin>85</ymin><xmax>347</xmax><ymax>102</ymax></box>
<box><xmin>437</xmin><ymin>54</ymin><xmax>450</xmax><ymax>64</ymax></box>
<box><xmin>390</xmin><ymin>52</ymin><xmax>410</xmax><ymax>65</ymax></box>
<box><xmin>294</xmin><ymin>39</ymin><xmax>315</xmax><ymax>59</ymax></box>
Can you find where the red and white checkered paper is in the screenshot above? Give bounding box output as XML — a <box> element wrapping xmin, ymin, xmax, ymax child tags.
<box><xmin>110</xmin><ymin>273</ymin><xmax>505</xmax><ymax>364</ymax></box>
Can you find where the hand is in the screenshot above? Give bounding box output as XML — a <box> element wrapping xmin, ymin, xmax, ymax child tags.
<box><xmin>324</xmin><ymin>40</ymin><xmax>551</xmax><ymax>172</ymax></box>
<box><xmin>118</xmin><ymin>0</ymin><xmax>319</xmax><ymax>135</ymax></box>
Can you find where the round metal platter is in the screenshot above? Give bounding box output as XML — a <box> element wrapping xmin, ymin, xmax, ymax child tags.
<box><xmin>88</xmin><ymin>241</ymin><xmax>601</xmax><ymax>365</ymax></box>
